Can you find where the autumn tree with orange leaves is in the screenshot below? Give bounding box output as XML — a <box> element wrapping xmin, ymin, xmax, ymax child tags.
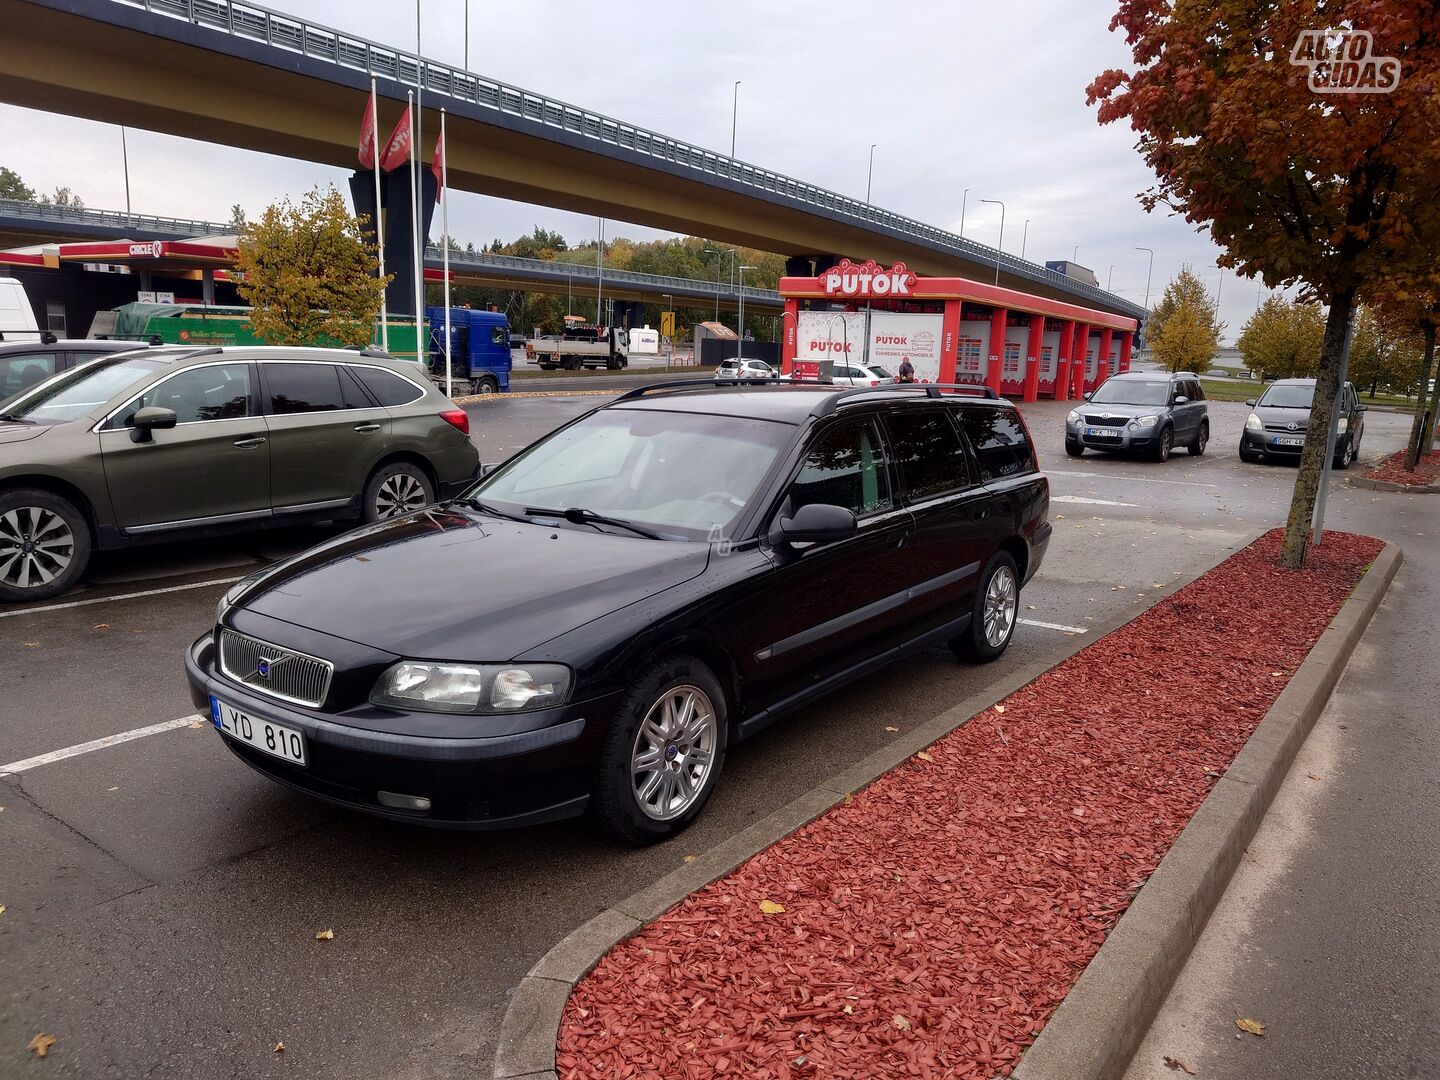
<box><xmin>1089</xmin><ymin>4</ymin><xmax>1440</xmax><ymax>567</ymax></box>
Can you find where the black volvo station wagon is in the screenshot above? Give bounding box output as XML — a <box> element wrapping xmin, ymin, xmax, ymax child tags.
<box><xmin>185</xmin><ymin>381</ymin><xmax>1051</xmax><ymax>843</ymax></box>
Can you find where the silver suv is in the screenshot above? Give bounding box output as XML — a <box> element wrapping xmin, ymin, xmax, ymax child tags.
<box><xmin>1065</xmin><ymin>371</ymin><xmax>1209</xmax><ymax>462</ymax></box>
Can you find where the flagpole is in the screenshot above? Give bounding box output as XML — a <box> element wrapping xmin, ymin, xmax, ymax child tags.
<box><xmin>441</xmin><ymin>108</ymin><xmax>452</xmax><ymax>399</ymax></box>
<box><xmin>408</xmin><ymin>89</ymin><xmax>422</xmax><ymax>366</ymax></box>
<box><xmin>371</xmin><ymin>78</ymin><xmax>388</xmax><ymax>352</ymax></box>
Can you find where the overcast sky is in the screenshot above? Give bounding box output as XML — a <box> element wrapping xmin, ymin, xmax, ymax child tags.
<box><xmin>0</xmin><ymin>0</ymin><xmax>1269</xmax><ymax>341</ymax></box>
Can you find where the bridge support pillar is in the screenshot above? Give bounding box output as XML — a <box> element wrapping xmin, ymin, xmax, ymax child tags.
<box><xmin>1022</xmin><ymin>315</ymin><xmax>1043</xmax><ymax>403</ymax></box>
<box><xmin>986</xmin><ymin>307</ymin><xmax>1007</xmax><ymax>395</ymax></box>
<box><xmin>785</xmin><ymin>256</ymin><xmax>813</xmax><ymax>278</ymax></box>
<box><xmin>202</xmin><ymin>268</ymin><xmax>215</xmax><ymax>306</ymax></box>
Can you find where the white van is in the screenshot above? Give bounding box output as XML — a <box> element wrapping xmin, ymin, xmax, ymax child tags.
<box><xmin>627</xmin><ymin>327</ymin><xmax>660</xmax><ymax>357</ymax></box>
<box><xmin>0</xmin><ymin>277</ymin><xmax>40</xmax><ymax>342</ymax></box>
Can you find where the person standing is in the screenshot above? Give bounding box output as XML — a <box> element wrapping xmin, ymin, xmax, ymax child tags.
<box><xmin>897</xmin><ymin>356</ymin><xmax>916</xmax><ymax>383</ymax></box>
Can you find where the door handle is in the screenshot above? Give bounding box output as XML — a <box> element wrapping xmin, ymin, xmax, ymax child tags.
<box><xmin>353</xmin><ymin>422</ymin><xmax>381</xmax><ymax>433</ymax></box>
<box><xmin>233</xmin><ymin>436</ymin><xmax>266</xmax><ymax>449</ymax></box>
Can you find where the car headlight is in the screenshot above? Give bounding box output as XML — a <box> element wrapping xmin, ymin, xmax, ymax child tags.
<box><xmin>1336</xmin><ymin>417</ymin><xmax>1348</xmax><ymax>434</ymax></box>
<box><xmin>1245</xmin><ymin>413</ymin><xmax>1263</xmax><ymax>431</ymax></box>
<box><xmin>1067</xmin><ymin>409</ymin><xmax>1082</xmax><ymax>424</ymax></box>
<box><xmin>216</xmin><ymin>572</ymin><xmax>264</xmax><ymax>624</ymax></box>
<box><xmin>370</xmin><ymin>661</ymin><xmax>572</xmax><ymax>714</ymax></box>
<box><xmin>1128</xmin><ymin>414</ymin><xmax>1159</xmax><ymax>429</ymax></box>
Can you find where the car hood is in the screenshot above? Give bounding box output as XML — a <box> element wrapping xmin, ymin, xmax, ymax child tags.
<box><xmin>0</xmin><ymin>422</ymin><xmax>47</xmax><ymax>445</ymax></box>
<box><xmin>1079</xmin><ymin>402</ymin><xmax>1167</xmax><ymax>421</ymax></box>
<box><xmin>1253</xmin><ymin>403</ymin><xmax>1313</xmax><ymax>427</ymax></box>
<box><xmin>237</xmin><ymin>507</ymin><xmax>711</xmax><ymax>661</ymax></box>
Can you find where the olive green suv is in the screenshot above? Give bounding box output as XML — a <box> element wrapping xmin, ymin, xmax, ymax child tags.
<box><xmin>0</xmin><ymin>345</ymin><xmax>479</xmax><ymax>602</ymax></box>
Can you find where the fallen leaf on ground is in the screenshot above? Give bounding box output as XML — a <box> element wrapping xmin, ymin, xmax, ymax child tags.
<box><xmin>315</xmin><ymin>929</ymin><xmax>335</xmax><ymax>941</ymax></box>
<box><xmin>28</xmin><ymin>1033</ymin><xmax>55</xmax><ymax>1058</ymax></box>
<box><xmin>892</xmin><ymin>1014</ymin><xmax>911</xmax><ymax>1030</ymax></box>
<box><xmin>758</xmin><ymin>900</ymin><xmax>786</xmax><ymax>915</ymax></box>
<box><xmin>993</xmin><ymin>704</ymin><xmax>1006</xmax><ymax>714</ymax></box>
<box><xmin>842</xmin><ymin>1004</ymin><xmax>854</xmax><ymax>1015</ymax></box>
<box><xmin>93</xmin><ymin>624</ymin><xmax>109</xmax><ymax>630</ymax></box>
<box><xmin>1235</xmin><ymin>1018</ymin><xmax>1266</xmax><ymax>1037</ymax></box>
<box><xmin>884</xmin><ymin>725</ymin><xmax>899</xmax><ymax>732</ymax></box>
<box><xmin>23</xmin><ymin>642</ymin><xmax>38</xmax><ymax>648</ymax></box>
<box><xmin>1306</xmin><ymin>773</ymin><xmax>1321</xmax><ymax>781</ymax></box>
<box><xmin>1164</xmin><ymin>1056</ymin><xmax>1196</xmax><ymax>1074</ymax></box>
<box><xmin>0</xmin><ymin>905</ymin><xmax>7</xmax><ymax>916</ymax></box>
<box><xmin>107</xmin><ymin>786</ymin><xmax>119</xmax><ymax>793</ymax></box>
<box><xmin>681</xmin><ymin>854</ymin><xmax>696</xmax><ymax>863</ymax></box>
<box><xmin>274</xmin><ymin>1042</ymin><xmax>285</xmax><ymax>1053</ymax></box>
<box><xmin>915</xmin><ymin>751</ymin><xmax>935</xmax><ymax>763</ymax></box>
<box><xmin>189</xmin><ymin>720</ymin><xmax>205</xmax><ymax>729</ymax></box>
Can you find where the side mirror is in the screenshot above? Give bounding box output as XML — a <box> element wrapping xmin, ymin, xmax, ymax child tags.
<box><xmin>480</xmin><ymin>462</ymin><xmax>500</xmax><ymax>476</ymax></box>
<box><xmin>1245</xmin><ymin>399</ymin><xmax>1257</xmax><ymax>407</ymax></box>
<box><xmin>1173</xmin><ymin>395</ymin><xmax>1189</xmax><ymax>405</ymax></box>
<box><xmin>770</xmin><ymin>502</ymin><xmax>857</xmax><ymax>546</ymax></box>
<box><xmin>1082</xmin><ymin>391</ymin><xmax>1093</xmax><ymax>401</ymax></box>
<box><xmin>130</xmin><ymin>406</ymin><xmax>177</xmax><ymax>443</ymax></box>
<box><xmin>1355</xmin><ymin>404</ymin><xmax>1367</xmax><ymax>413</ymax></box>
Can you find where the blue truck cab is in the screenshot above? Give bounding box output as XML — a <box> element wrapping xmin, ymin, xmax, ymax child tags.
<box><xmin>425</xmin><ymin>306</ymin><xmax>513</xmax><ymax>394</ymax></box>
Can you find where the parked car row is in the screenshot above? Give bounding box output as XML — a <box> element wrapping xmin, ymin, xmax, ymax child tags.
<box><xmin>712</xmin><ymin>358</ymin><xmax>896</xmax><ymax>387</ymax></box>
<box><xmin>0</xmin><ymin>345</ymin><xmax>479</xmax><ymax>601</ymax></box>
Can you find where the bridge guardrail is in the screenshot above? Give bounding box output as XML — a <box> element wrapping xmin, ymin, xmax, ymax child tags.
<box><xmin>0</xmin><ymin>197</ymin><xmax>226</xmax><ymax>237</ymax></box>
<box><xmin>112</xmin><ymin>0</ymin><xmax>1146</xmax><ymax>321</ymax></box>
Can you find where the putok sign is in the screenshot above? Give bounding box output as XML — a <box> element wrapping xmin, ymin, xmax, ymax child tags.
<box><xmin>820</xmin><ymin>258</ymin><xmax>917</xmax><ymax>299</ymax></box>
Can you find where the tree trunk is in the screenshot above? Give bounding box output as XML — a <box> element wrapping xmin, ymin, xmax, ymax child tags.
<box><xmin>1405</xmin><ymin>323</ymin><xmax>1437</xmax><ymax>470</ymax></box>
<box><xmin>1279</xmin><ymin>290</ymin><xmax>1354</xmax><ymax>569</ymax></box>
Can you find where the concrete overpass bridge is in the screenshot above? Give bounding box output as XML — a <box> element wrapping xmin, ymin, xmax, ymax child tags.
<box><xmin>0</xmin><ymin>0</ymin><xmax>1145</xmax><ymax>325</ymax></box>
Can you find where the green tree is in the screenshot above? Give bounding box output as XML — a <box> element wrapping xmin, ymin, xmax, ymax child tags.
<box><xmin>1147</xmin><ymin>266</ymin><xmax>1223</xmax><ymax>372</ymax></box>
<box><xmin>1090</xmin><ymin>7</ymin><xmax>1440</xmax><ymax>567</ymax></box>
<box><xmin>234</xmin><ymin>186</ymin><xmax>389</xmax><ymax>347</ymax></box>
<box><xmin>1238</xmin><ymin>297</ymin><xmax>1326</xmax><ymax>380</ymax></box>
<box><xmin>38</xmin><ymin>186</ymin><xmax>84</xmax><ymax>210</ymax></box>
<box><xmin>1348</xmin><ymin>304</ymin><xmax>1422</xmax><ymax>397</ymax></box>
<box><xmin>228</xmin><ymin>204</ymin><xmax>247</xmax><ymax>229</ymax></box>
<box><xmin>0</xmin><ymin>166</ymin><xmax>36</xmax><ymax>202</ymax></box>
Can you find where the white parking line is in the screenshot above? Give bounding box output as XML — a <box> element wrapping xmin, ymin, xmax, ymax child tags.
<box><xmin>0</xmin><ymin>576</ymin><xmax>242</xmax><ymax>619</ymax></box>
<box><xmin>0</xmin><ymin>715</ymin><xmax>201</xmax><ymax>776</ymax></box>
<box><xmin>1046</xmin><ymin>469</ymin><xmax>1219</xmax><ymax>488</ymax></box>
<box><xmin>1019</xmin><ymin>618</ymin><xmax>1090</xmax><ymax>634</ymax></box>
<box><xmin>1050</xmin><ymin>495</ymin><xmax>1138</xmax><ymax>507</ymax></box>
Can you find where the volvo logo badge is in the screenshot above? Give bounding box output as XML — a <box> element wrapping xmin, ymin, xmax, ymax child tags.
<box><xmin>257</xmin><ymin>657</ymin><xmax>276</xmax><ymax>679</ymax></box>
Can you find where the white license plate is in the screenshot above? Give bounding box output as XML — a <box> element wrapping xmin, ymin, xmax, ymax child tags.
<box><xmin>1085</xmin><ymin>427</ymin><xmax>1118</xmax><ymax>437</ymax></box>
<box><xmin>210</xmin><ymin>695</ymin><xmax>307</xmax><ymax>766</ymax></box>
<box><xmin>1273</xmin><ymin>436</ymin><xmax>1304</xmax><ymax>446</ymax></box>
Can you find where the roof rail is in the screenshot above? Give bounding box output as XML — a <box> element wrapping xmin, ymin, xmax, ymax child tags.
<box><xmin>358</xmin><ymin>348</ymin><xmax>397</xmax><ymax>359</ymax></box>
<box><xmin>813</xmin><ymin>382</ymin><xmax>1001</xmax><ymax>417</ymax></box>
<box><xmin>613</xmin><ymin>377</ymin><xmax>781</xmax><ymax>402</ymax></box>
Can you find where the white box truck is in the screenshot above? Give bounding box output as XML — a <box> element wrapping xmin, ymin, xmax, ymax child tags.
<box><xmin>0</xmin><ymin>277</ymin><xmax>40</xmax><ymax>342</ymax></box>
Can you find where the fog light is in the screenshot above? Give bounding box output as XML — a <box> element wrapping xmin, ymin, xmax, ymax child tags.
<box><xmin>377</xmin><ymin>791</ymin><xmax>432</xmax><ymax>812</ymax></box>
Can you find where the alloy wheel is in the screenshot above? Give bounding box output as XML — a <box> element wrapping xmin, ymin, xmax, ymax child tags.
<box><xmin>630</xmin><ymin>685</ymin><xmax>718</xmax><ymax>822</ymax></box>
<box><xmin>0</xmin><ymin>506</ymin><xmax>75</xmax><ymax>592</ymax></box>
<box><xmin>983</xmin><ymin>565</ymin><xmax>1018</xmax><ymax>648</ymax></box>
<box><xmin>374</xmin><ymin>473</ymin><xmax>429</xmax><ymax>518</ymax></box>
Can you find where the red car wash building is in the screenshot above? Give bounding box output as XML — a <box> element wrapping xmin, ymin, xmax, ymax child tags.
<box><xmin>779</xmin><ymin>259</ymin><xmax>1138</xmax><ymax>400</ymax></box>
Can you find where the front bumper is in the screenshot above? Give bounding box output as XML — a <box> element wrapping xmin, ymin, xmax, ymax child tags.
<box><xmin>185</xmin><ymin>632</ymin><xmax>608</xmax><ymax>829</ymax></box>
<box><xmin>1241</xmin><ymin>429</ymin><xmax>1348</xmax><ymax>458</ymax></box>
<box><xmin>1066</xmin><ymin>422</ymin><xmax>1160</xmax><ymax>452</ymax></box>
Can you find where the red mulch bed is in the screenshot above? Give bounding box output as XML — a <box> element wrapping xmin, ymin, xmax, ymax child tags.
<box><xmin>1363</xmin><ymin>449</ymin><xmax>1440</xmax><ymax>487</ymax></box>
<box><xmin>557</xmin><ymin>529</ymin><xmax>1383</xmax><ymax>1080</ymax></box>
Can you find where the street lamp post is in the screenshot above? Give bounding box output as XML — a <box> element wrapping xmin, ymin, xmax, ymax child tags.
<box><xmin>866</xmin><ymin>143</ymin><xmax>877</xmax><ymax>203</ymax></box>
<box><xmin>1020</xmin><ymin>218</ymin><xmax>1029</xmax><ymax>261</ymax></box>
<box><xmin>120</xmin><ymin>127</ymin><xmax>131</xmax><ymax>217</ymax></box>
<box><xmin>705</xmin><ymin>244</ymin><xmax>736</xmax><ymax>326</ymax></box>
<box><xmin>731</xmin><ymin>81</ymin><xmax>741</xmax><ymax>158</ymax></box>
<box><xmin>980</xmin><ymin>199</ymin><xmax>1005</xmax><ymax>285</ymax></box>
<box><xmin>1135</xmin><ymin>246</ymin><xmax>1155</xmax><ymax>312</ymax></box>
<box><xmin>1107</xmin><ymin>264</ymin><xmax>1114</xmax><ymax>291</ymax></box>
<box><xmin>737</xmin><ymin>264</ymin><xmax>756</xmax><ymax>362</ymax></box>
<box><xmin>960</xmin><ymin>188</ymin><xmax>969</xmax><ymax>238</ymax></box>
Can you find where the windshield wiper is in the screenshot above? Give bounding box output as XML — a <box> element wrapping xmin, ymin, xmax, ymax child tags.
<box><xmin>449</xmin><ymin>497</ymin><xmax>532</xmax><ymax>523</ymax></box>
<box><xmin>0</xmin><ymin>413</ymin><xmax>33</xmax><ymax>424</ymax></box>
<box><xmin>523</xmin><ymin>506</ymin><xmax>666</xmax><ymax>540</ymax></box>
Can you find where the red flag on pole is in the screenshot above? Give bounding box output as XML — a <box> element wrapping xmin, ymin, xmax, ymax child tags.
<box><xmin>358</xmin><ymin>89</ymin><xmax>377</xmax><ymax>170</ymax></box>
<box><xmin>379</xmin><ymin>105</ymin><xmax>412</xmax><ymax>173</ymax></box>
<box><xmin>430</xmin><ymin>131</ymin><xmax>445</xmax><ymax>203</ymax></box>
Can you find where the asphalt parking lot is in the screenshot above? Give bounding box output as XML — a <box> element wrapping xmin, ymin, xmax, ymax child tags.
<box><xmin>0</xmin><ymin>392</ymin><xmax>1425</xmax><ymax>1079</ymax></box>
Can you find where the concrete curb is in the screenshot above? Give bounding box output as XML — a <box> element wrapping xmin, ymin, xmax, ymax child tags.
<box><xmin>1350</xmin><ymin>474</ymin><xmax>1440</xmax><ymax>494</ymax></box>
<box><xmin>490</xmin><ymin>529</ymin><xmax>1269</xmax><ymax>1080</ymax></box>
<box><xmin>1012</xmin><ymin>540</ymin><xmax>1403</xmax><ymax>1080</ymax></box>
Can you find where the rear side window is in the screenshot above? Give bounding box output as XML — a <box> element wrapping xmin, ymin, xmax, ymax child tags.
<box><xmin>351</xmin><ymin>365</ymin><xmax>424</xmax><ymax>407</ymax></box>
<box><xmin>265</xmin><ymin>363</ymin><xmax>345</xmax><ymax>414</ymax></box>
<box><xmin>957</xmin><ymin>407</ymin><xmax>1035</xmax><ymax>482</ymax></box>
<box><xmin>789</xmin><ymin>418</ymin><xmax>893</xmax><ymax>517</ymax></box>
<box><xmin>0</xmin><ymin>352</ymin><xmax>58</xmax><ymax>397</ymax></box>
<box><xmin>886</xmin><ymin>410</ymin><xmax>971</xmax><ymax>499</ymax></box>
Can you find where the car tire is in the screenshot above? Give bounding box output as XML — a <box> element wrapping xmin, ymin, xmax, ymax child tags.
<box><xmin>1189</xmin><ymin>421</ymin><xmax>1209</xmax><ymax>455</ymax></box>
<box><xmin>363</xmin><ymin>462</ymin><xmax>435</xmax><ymax>522</ymax></box>
<box><xmin>1334</xmin><ymin>438</ymin><xmax>1354</xmax><ymax>470</ymax></box>
<box><xmin>0</xmin><ymin>488</ymin><xmax>93</xmax><ymax>602</ymax></box>
<box><xmin>1151</xmin><ymin>425</ymin><xmax>1173</xmax><ymax>462</ymax></box>
<box><xmin>950</xmin><ymin>551</ymin><xmax>1020</xmax><ymax>663</ymax></box>
<box><xmin>592</xmin><ymin>655</ymin><xmax>729</xmax><ymax>845</ymax></box>
<box><xmin>1065</xmin><ymin>440</ymin><xmax>1084</xmax><ymax>457</ymax></box>
<box><xmin>471</xmin><ymin>375</ymin><xmax>498</xmax><ymax>395</ymax></box>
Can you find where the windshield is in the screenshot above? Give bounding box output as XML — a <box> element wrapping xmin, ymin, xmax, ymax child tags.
<box><xmin>470</xmin><ymin>407</ymin><xmax>792</xmax><ymax>539</ymax></box>
<box><xmin>0</xmin><ymin>356</ymin><xmax>165</xmax><ymax>425</ymax></box>
<box><xmin>868</xmin><ymin>366</ymin><xmax>893</xmax><ymax>378</ymax></box>
<box><xmin>1258</xmin><ymin>383</ymin><xmax>1316</xmax><ymax>408</ymax></box>
<box><xmin>1088</xmin><ymin>379</ymin><xmax>1170</xmax><ymax>406</ymax></box>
